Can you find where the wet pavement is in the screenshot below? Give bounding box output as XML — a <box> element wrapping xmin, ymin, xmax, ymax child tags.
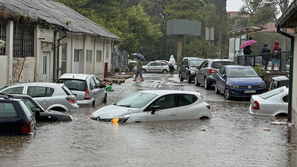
<box><xmin>0</xmin><ymin>73</ymin><xmax>296</xmax><ymax>167</ymax></box>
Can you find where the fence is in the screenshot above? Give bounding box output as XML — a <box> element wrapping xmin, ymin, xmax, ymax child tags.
<box><xmin>234</xmin><ymin>51</ymin><xmax>290</xmax><ymax>72</ymax></box>
<box><xmin>112</xmin><ymin>46</ymin><xmax>128</xmax><ymax>73</ymax></box>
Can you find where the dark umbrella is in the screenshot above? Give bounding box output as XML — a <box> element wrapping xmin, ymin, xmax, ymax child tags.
<box><xmin>132</xmin><ymin>53</ymin><xmax>146</xmax><ymax>61</ymax></box>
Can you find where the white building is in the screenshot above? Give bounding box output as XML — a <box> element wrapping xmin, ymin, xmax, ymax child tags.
<box><xmin>0</xmin><ymin>0</ymin><xmax>120</xmax><ymax>88</ymax></box>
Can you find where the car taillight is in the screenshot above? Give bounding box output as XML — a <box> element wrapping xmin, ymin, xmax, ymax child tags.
<box><xmin>206</xmin><ymin>105</ymin><xmax>210</xmax><ymax>110</ymax></box>
<box><xmin>22</xmin><ymin>122</ymin><xmax>31</xmax><ymax>134</ymax></box>
<box><xmin>252</xmin><ymin>101</ymin><xmax>260</xmax><ymax>110</ymax></box>
<box><xmin>208</xmin><ymin>69</ymin><xmax>217</xmax><ymax>73</ymax></box>
<box><xmin>67</xmin><ymin>98</ymin><xmax>75</xmax><ymax>104</ymax></box>
<box><xmin>84</xmin><ymin>88</ymin><xmax>90</xmax><ymax>100</ymax></box>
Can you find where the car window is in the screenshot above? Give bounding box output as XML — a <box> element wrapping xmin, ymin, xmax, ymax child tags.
<box><xmin>94</xmin><ymin>77</ymin><xmax>102</xmax><ymax>87</ymax></box>
<box><xmin>19</xmin><ymin>100</ymin><xmax>33</xmax><ymax>119</ymax></box>
<box><xmin>0</xmin><ymin>102</ymin><xmax>18</xmax><ymax>117</ymax></box>
<box><xmin>1</xmin><ymin>87</ymin><xmax>24</xmax><ymax>94</ymax></box>
<box><xmin>269</xmin><ymin>80</ymin><xmax>278</xmax><ymax>90</ymax></box>
<box><xmin>62</xmin><ymin>85</ymin><xmax>73</xmax><ymax>95</ymax></box>
<box><xmin>177</xmin><ymin>94</ymin><xmax>198</xmax><ymax>107</ymax></box>
<box><xmin>219</xmin><ymin>67</ymin><xmax>226</xmax><ymax>75</ymax></box>
<box><xmin>116</xmin><ymin>92</ymin><xmax>157</xmax><ymax>108</ymax></box>
<box><xmin>57</xmin><ymin>79</ymin><xmax>87</xmax><ymax>91</ymax></box>
<box><xmin>200</xmin><ymin>61</ymin><xmax>208</xmax><ymax>68</ymax></box>
<box><xmin>27</xmin><ymin>86</ymin><xmax>54</xmax><ymax>97</ymax></box>
<box><xmin>22</xmin><ymin>98</ymin><xmax>38</xmax><ymax>112</ymax></box>
<box><xmin>150</xmin><ymin>94</ymin><xmax>175</xmax><ymax>110</ymax></box>
<box><xmin>156</xmin><ymin>62</ymin><xmax>162</xmax><ymax>66</ymax></box>
<box><xmin>227</xmin><ymin>68</ymin><xmax>258</xmax><ymax>78</ymax></box>
<box><xmin>260</xmin><ymin>88</ymin><xmax>285</xmax><ymax>99</ymax></box>
<box><xmin>211</xmin><ymin>61</ymin><xmax>234</xmax><ymax>69</ymax></box>
<box><xmin>151</xmin><ymin>62</ymin><xmax>157</xmax><ymax>66</ymax></box>
<box><xmin>183</xmin><ymin>59</ymin><xmax>188</xmax><ymax>66</ymax></box>
<box><xmin>89</xmin><ymin>78</ymin><xmax>96</xmax><ymax>90</ymax></box>
<box><xmin>189</xmin><ymin>59</ymin><xmax>203</xmax><ymax>67</ymax></box>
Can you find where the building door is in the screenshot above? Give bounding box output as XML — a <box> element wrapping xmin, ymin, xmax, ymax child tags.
<box><xmin>42</xmin><ymin>53</ymin><xmax>50</xmax><ymax>82</ymax></box>
<box><xmin>74</xmin><ymin>49</ymin><xmax>84</xmax><ymax>73</ymax></box>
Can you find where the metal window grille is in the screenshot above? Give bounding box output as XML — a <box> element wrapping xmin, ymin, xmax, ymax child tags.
<box><xmin>0</xmin><ymin>20</ymin><xmax>6</xmax><ymax>55</ymax></box>
<box><xmin>61</xmin><ymin>43</ymin><xmax>67</xmax><ymax>74</ymax></box>
<box><xmin>13</xmin><ymin>23</ymin><xmax>34</xmax><ymax>57</ymax></box>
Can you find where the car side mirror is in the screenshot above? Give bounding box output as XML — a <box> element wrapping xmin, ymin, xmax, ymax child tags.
<box><xmin>151</xmin><ymin>105</ymin><xmax>161</xmax><ymax>115</ymax></box>
<box><xmin>222</xmin><ymin>74</ymin><xmax>226</xmax><ymax>78</ymax></box>
<box><xmin>35</xmin><ymin>108</ymin><xmax>41</xmax><ymax>117</ymax></box>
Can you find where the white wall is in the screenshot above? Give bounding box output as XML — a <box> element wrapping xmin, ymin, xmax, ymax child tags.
<box><xmin>0</xmin><ymin>56</ymin><xmax>9</xmax><ymax>88</ymax></box>
<box><xmin>292</xmin><ymin>35</ymin><xmax>297</xmax><ymax>126</ymax></box>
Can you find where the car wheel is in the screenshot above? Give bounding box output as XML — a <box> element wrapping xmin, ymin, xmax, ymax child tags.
<box><xmin>103</xmin><ymin>93</ymin><xmax>107</xmax><ymax>103</ymax></box>
<box><xmin>142</xmin><ymin>69</ymin><xmax>146</xmax><ymax>73</ymax></box>
<box><xmin>194</xmin><ymin>76</ymin><xmax>200</xmax><ymax>86</ymax></box>
<box><xmin>214</xmin><ymin>82</ymin><xmax>220</xmax><ymax>94</ymax></box>
<box><xmin>187</xmin><ymin>74</ymin><xmax>191</xmax><ymax>83</ymax></box>
<box><xmin>224</xmin><ymin>87</ymin><xmax>231</xmax><ymax>100</ymax></box>
<box><xmin>162</xmin><ymin>69</ymin><xmax>168</xmax><ymax>74</ymax></box>
<box><xmin>179</xmin><ymin>73</ymin><xmax>184</xmax><ymax>81</ymax></box>
<box><xmin>204</xmin><ymin>77</ymin><xmax>210</xmax><ymax>90</ymax></box>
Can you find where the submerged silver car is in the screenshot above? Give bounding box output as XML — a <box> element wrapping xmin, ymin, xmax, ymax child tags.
<box><xmin>0</xmin><ymin>82</ymin><xmax>79</xmax><ymax>112</ymax></box>
<box><xmin>249</xmin><ymin>86</ymin><xmax>288</xmax><ymax>117</ymax></box>
<box><xmin>90</xmin><ymin>90</ymin><xmax>212</xmax><ymax>123</ymax></box>
<box><xmin>142</xmin><ymin>61</ymin><xmax>169</xmax><ymax>74</ymax></box>
<box><xmin>56</xmin><ymin>73</ymin><xmax>107</xmax><ymax>106</ymax></box>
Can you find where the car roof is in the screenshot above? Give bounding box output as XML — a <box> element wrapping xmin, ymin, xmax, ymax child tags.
<box><xmin>272</xmin><ymin>76</ymin><xmax>289</xmax><ymax>81</ymax></box>
<box><xmin>206</xmin><ymin>59</ymin><xmax>233</xmax><ymax>62</ymax></box>
<box><xmin>224</xmin><ymin>65</ymin><xmax>251</xmax><ymax>69</ymax></box>
<box><xmin>139</xmin><ymin>90</ymin><xmax>201</xmax><ymax>96</ymax></box>
<box><xmin>58</xmin><ymin>73</ymin><xmax>94</xmax><ymax>80</ymax></box>
<box><xmin>2</xmin><ymin>82</ymin><xmax>64</xmax><ymax>87</ymax></box>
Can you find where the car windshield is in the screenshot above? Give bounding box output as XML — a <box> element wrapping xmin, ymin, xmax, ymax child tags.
<box><xmin>19</xmin><ymin>100</ymin><xmax>33</xmax><ymax>119</ymax></box>
<box><xmin>115</xmin><ymin>92</ymin><xmax>157</xmax><ymax>108</ymax></box>
<box><xmin>189</xmin><ymin>59</ymin><xmax>204</xmax><ymax>67</ymax></box>
<box><xmin>57</xmin><ymin>79</ymin><xmax>87</xmax><ymax>91</ymax></box>
<box><xmin>260</xmin><ymin>87</ymin><xmax>285</xmax><ymax>100</ymax></box>
<box><xmin>227</xmin><ymin>68</ymin><xmax>258</xmax><ymax>78</ymax></box>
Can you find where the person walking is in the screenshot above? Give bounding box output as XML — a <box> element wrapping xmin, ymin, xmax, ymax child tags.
<box><xmin>133</xmin><ymin>56</ymin><xmax>144</xmax><ymax>82</ymax></box>
<box><xmin>261</xmin><ymin>43</ymin><xmax>270</xmax><ymax>70</ymax></box>
<box><xmin>271</xmin><ymin>41</ymin><xmax>281</xmax><ymax>72</ymax></box>
<box><xmin>168</xmin><ymin>55</ymin><xmax>176</xmax><ymax>75</ymax></box>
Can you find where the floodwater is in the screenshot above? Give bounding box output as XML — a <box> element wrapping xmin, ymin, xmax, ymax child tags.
<box><xmin>0</xmin><ymin>73</ymin><xmax>296</xmax><ymax>167</ymax></box>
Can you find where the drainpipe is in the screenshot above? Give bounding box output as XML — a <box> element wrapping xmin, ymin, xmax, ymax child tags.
<box><xmin>277</xmin><ymin>26</ymin><xmax>294</xmax><ymax>122</ymax></box>
<box><xmin>53</xmin><ymin>30</ymin><xmax>58</xmax><ymax>81</ymax></box>
<box><xmin>57</xmin><ymin>30</ymin><xmax>67</xmax><ymax>78</ymax></box>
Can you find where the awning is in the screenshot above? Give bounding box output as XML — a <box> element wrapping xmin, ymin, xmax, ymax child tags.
<box><xmin>276</xmin><ymin>0</ymin><xmax>297</xmax><ymax>28</ymax></box>
<box><xmin>229</xmin><ymin>25</ymin><xmax>267</xmax><ymax>37</ymax></box>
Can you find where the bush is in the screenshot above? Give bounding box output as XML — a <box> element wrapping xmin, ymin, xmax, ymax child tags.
<box><xmin>253</xmin><ymin>65</ymin><xmax>266</xmax><ymax>75</ymax></box>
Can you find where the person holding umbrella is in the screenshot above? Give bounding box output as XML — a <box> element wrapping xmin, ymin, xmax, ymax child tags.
<box><xmin>133</xmin><ymin>56</ymin><xmax>144</xmax><ymax>82</ymax></box>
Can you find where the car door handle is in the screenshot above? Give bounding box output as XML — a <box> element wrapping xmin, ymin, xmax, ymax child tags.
<box><xmin>169</xmin><ymin>113</ymin><xmax>176</xmax><ymax>116</ymax></box>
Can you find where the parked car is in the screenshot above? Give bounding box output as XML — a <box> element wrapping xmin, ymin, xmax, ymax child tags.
<box><xmin>90</xmin><ymin>90</ymin><xmax>212</xmax><ymax>123</ymax></box>
<box><xmin>6</xmin><ymin>93</ymin><xmax>73</xmax><ymax>122</ymax></box>
<box><xmin>56</xmin><ymin>73</ymin><xmax>107</xmax><ymax>106</ymax></box>
<box><xmin>195</xmin><ymin>59</ymin><xmax>234</xmax><ymax>89</ymax></box>
<box><xmin>142</xmin><ymin>61</ymin><xmax>169</xmax><ymax>74</ymax></box>
<box><xmin>249</xmin><ymin>86</ymin><xmax>288</xmax><ymax>117</ymax></box>
<box><xmin>0</xmin><ymin>82</ymin><xmax>79</xmax><ymax>112</ymax></box>
<box><xmin>179</xmin><ymin>57</ymin><xmax>205</xmax><ymax>83</ymax></box>
<box><xmin>0</xmin><ymin>94</ymin><xmax>36</xmax><ymax>135</ymax></box>
<box><xmin>269</xmin><ymin>75</ymin><xmax>289</xmax><ymax>91</ymax></box>
<box><xmin>214</xmin><ymin>65</ymin><xmax>266</xmax><ymax>100</ymax></box>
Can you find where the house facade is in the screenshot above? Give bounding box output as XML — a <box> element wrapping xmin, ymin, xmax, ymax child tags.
<box><xmin>0</xmin><ymin>0</ymin><xmax>120</xmax><ymax>88</ymax></box>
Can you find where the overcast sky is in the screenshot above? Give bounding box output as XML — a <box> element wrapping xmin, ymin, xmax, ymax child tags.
<box><xmin>226</xmin><ymin>0</ymin><xmax>244</xmax><ymax>11</ymax></box>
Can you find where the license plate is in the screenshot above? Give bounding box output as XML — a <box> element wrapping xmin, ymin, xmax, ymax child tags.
<box><xmin>244</xmin><ymin>90</ymin><xmax>256</xmax><ymax>93</ymax></box>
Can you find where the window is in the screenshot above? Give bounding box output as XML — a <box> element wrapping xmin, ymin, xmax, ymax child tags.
<box><xmin>1</xmin><ymin>87</ymin><xmax>24</xmax><ymax>94</ymax></box>
<box><xmin>0</xmin><ymin>102</ymin><xmax>18</xmax><ymax>117</ymax></box>
<box><xmin>27</xmin><ymin>86</ymin><xmax>54</xmax><ymax>97</ymax></box>
<box><xmin>94</xmin><ymin>77</ymin><xmax>102</xmax><ymax>87</ymax></box>
<box><xmin>22</xmin><ymin>98</ymin><xmax>38</xmax><ymax>112</ymax></box>
<box><xmin>86</xmin><ymin>50</ymin><xmax>92</xmax><ymax>62</ymax></box>
<box><xmin>177</xmin><ymin>94</ymin><xmax>198</xmax><ymax>107</ymax></box>
<box><xmin>74</xmin><ymin>50</ymin><xmax>80</xmax><ymax>62</ymax></box>
<box><xmin>13</xmin><ymin>24</ymin><xmax>34</xmax><ymax>57</ymax></box>
<box><xmin>19</xmin><ymin>100</ymin><xmax>33</xmax><ymax>119</ymax></box>
<box><xmin>106</xmin><ymin>44</ymin><xmax>109</xmax><ymax>58</ymax></box>
<box><xmin>0</xmin><ymin>20</ymin><xmax>7</xmax><ymax>55</ymax></box>
<box><xmin>61</xmin><ymin>43</ymin><xmax>67</xmax><ymax>74</ymax></box>
<box><xmin>219</xmin><ymin>67</ymin><xmax>226</xmax><ymax>75</ymax></box>
<box><xmin>96</xmin><ymin>50</ymin><xmax>102</xmax><ymax>62</ymax></box>
<box><xmin>89</xmin><ymin>78</ymin><xmax>96</xmax><ymax>90</ymax></box>
<box><xmin>151</xmin><ymin>95</ymin><xmax>175</xmax><ymax>110</ymax></box>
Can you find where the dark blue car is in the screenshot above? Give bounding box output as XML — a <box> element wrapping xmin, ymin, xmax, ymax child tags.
<box><xmin>0</xmin><ymin>94</ymin><xmax>36</xmax><ymax>135</ymax></box>
<box><xmin>214</xmin><ymin>65</ymin><xmax>266</xmax><ymax>100</ymax></box>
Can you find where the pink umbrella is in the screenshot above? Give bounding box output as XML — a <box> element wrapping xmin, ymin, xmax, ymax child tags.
<box><xmin>240</xmin><ymin>40</ymin><xmax>257</xmax><ymax>49</ymax></box>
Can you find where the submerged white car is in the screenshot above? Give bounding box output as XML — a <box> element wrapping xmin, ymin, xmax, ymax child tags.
<box><xmin>249</xmin><ymin>86</ymin><xmax>288</xmax><ymax>117</ymax></box>
<box><xmin>90</xmin><ymin>90</ymin><xmax>212</xmax><ymax>123</ymax></box>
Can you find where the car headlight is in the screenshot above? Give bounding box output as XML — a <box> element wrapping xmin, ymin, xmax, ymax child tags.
<box><xmin>259</xmin><ymin>83</ymin><xmax>266</xmax><ymax>88</ymax></box>
<box><xmin>111</xmin><ymin>114</ymin><xmax>130</xmax><ymax>123</ymax></box>
<box><xmin>229</xmin><ymin>84</ymin><xmax>239</xmax><ymax>88</ymax></box>
<box><xmin>190</xmin><ymin>70</ymin><xmax>196</xmax><ymax>74</ymax></box>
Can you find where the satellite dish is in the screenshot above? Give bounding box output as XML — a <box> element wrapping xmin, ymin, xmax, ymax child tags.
<box><xmin>0</xmin><ymin>40</ymin><xmax>6</xmax><ymax>49</ymax></box>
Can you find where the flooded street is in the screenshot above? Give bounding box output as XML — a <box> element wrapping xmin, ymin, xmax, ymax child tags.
<box><xmin>0</xmin><ymin>73</ymin><xmax>296</xmax><ymax>167</ymax></box>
